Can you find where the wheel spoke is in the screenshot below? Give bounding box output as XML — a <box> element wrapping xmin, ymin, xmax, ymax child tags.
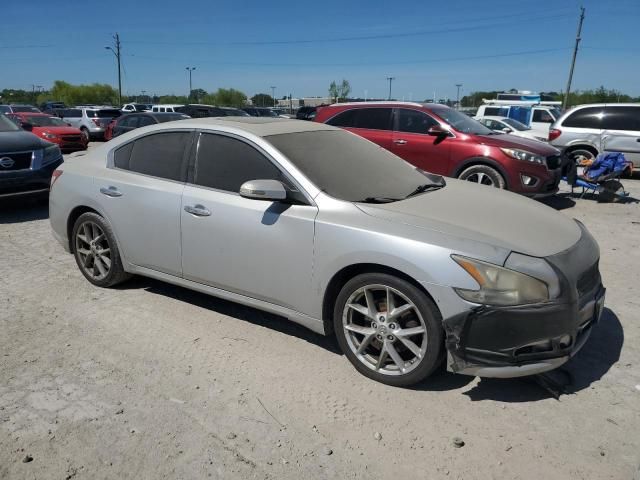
<box><xmin>347</xmin><ymin>303</ymin><xmax>370</xmax><ymax>318</ymax></box>
<box><xmin>77</xmin><ymin>248</ymin><xmax>91</xmax><ymax>256</ymax></box>
<box><xmin>386</xmin><ymin>343</ymin><xmax>405</xmax><ymax>372</ymax></box>
<box><xmin>364</xmin><ymin>287</ymin><xmax>378</xmax><ymax>318</ymax></box>
<box><xmin>396</xmin><ymin>326</ymin><xmax>426</xmax><ymax>337</ymax></box>
<box><xmin>77</xmin><ymin>234</ymin><xmax>90</xmax><ymax>245</ymax></box>
<box><xmin>83</xmin><ymin>223</ymin><xmax>93</xmax><ymax>243</ymax></box>
<box><xmin>386</xmin><ymin>287</ymin><xmax>394</xmax><ymax>313</ymax></box>
<box><xmin>94</xmin><ymin>255</ymin><xmax>107</xmax><ymax>277</ymax></box>
<box><xmin>83</xmin><ymin>253</ymin><xmax>93</xmax><ymax>268</ymax></box>
<box><xmin>98</xmin><ymin>254</ymin><xmax>111</xmax><ymax>268</ymax></box>
<box><xmin>94</xmin><ymin>233</ymin><xmax>105</xmax><ymax>244</ymax></box>
<box><xmin>397</xmin><ymin>336</ymin><xmax>422</xmax><ymax>358</ymax></box>
<box><xmin>388</xmin><ymin>303</ymin><xmax>412</xmax><ymax>320</ymax></box>
<box><xmin>376</xmin><ymin>346</ymin><xmax>388</xmax><ymax>370</ymax></box>
<box><xmin>344</xmin><ymin>324</ymin><xmax>376</xmax><ymax>336</ymax></box>
<box><xmin>356</xmin><ymin>333</ymin><xmax>376</xmax><ymax>354</ymax></box>
<box><xmin>477</xmin><ymin>172</ymin><xmax>485</xmax><ymax>184</ymax></box>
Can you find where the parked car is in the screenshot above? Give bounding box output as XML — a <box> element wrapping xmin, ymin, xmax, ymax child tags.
<box><xmin>477</xmin><ymin>116</ymin><xmax>548</xmax><ymax>142</ymax></box>
<box><xmin>175</xmin><ymin>104</ymin><xmax>226</xmax><ymax>118</ymax></box>
<box><xmin>475</xmin><ymin>102</ymin><xmax>561</xmax><ymax>139</ymax></box>
<box><xmin>315</xmin><ymin>102</ymin><xmax>562</xmax><ymax>197</ymax></box>
<box><xmin>106</xmin><ymin>112</ymin><xmax>190</xmax><ymax>139</ymax></box>
<box><xmin>549</xmin><ymin>103</ymin><xmax>640</xmax><ymax>168</ymax></box>
<box><xmin>150</xmin><ymin>104</ymin><xmax>184</xmax><ymax>113</ymax></box>
<box><xmin>121</xmin><ymin>103</ymin><xmax>151</xmax><ymax>113</ymax></box>
<box><xmin>0</xmin><ymin>113</ymin><xmax>63</xmax><ymax>199</ymax></box>
<box><xmin>55</xmin><ymin>107</ymin><xmax>122</xmax><ymax>141</ymax></box>
<box><xmin>219</xmin><ymin>107</ymin><xmax>250</xmax><ymax>117</ymax></box>
<box><xmin>7</xmin><ymin>112</ymin><xmax>87</xmax><ymax>153</ymax></box>
<box><xmin>40</xmin><ymin>101</ymin><xmax>66</xmax><ymax>113</ymax></box>
<box><xmin>0</xmin><ymin>104</ymin><xmax>41</xmax><ymax>114</ymax></box>
<box><xmin>242</xmin><ymin>107</ymin><xmax>279</xmax><ymax>117</ymax></box>
<box><xmin>296</xmin><ymin>106</ymin><xmax>317</xmax><ymax>120</ymax></box>
<box><xmin>49</xmin><ymin>117</ymin><xmax>604</xmax><ymax>386</ymax></box>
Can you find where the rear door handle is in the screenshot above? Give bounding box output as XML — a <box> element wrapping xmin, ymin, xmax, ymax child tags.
<box><xmin>394</xmin><ymin>139</ymin><xmax>407</xmax><ymax>145</ymax></box>
<box><xmin>100</xmin><ymin>186</ymin><xmax>123</xmax><ymax>197</ymax></box>
<box><xmin>184</xmin><ymin>204</ymin><xmax>211</xmax><ymax>217</ymax></box>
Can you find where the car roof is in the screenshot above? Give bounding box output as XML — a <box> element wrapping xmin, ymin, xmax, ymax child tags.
<box><xmin>570</xmin><ymin>103</ymin><xmax>640</xmax><ymax>109</ymax></box>
<box><xmin>323</xmin><ymin>101</ymin><xmax>442</xmax><ymax>108</ymax></box>
<box><xmin>154</xmin><ymin>116</ymin><xmax>336</xmax><ymax>136</ymax></box>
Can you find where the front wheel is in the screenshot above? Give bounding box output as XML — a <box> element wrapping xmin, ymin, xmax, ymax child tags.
<box><xmin>458</xmin><ymin>164</ymin><xmax>506</xmax><ymax>188</ymax></box>
<box><xmin>334</xmin><ymin>273</ymin><xmax>444</xmax><ymax>387</ymax></box>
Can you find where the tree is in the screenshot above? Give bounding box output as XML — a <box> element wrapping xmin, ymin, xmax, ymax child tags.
<box><xmin>328</xmin><ymin>79</ymin><xmax>351</xmax><ymax>103</ymax></box>
<box><xmin>209</xmin><ymin>88</ymin><xmax>247</xmax><ymax>107</ymax></box>
<box><xmin>328</xmin><ymin>81</ymin><xmax>339</xmax><ymax>103</ymax></box>
<box><xmin>190</xmin><ymin>88</ymin><xmax>207</xmax><ymax>102</ymax></box>
<box><xmin>251</xmin><ymin>93</ymin><xmax>274</xmax><ymax>107</ymax></box>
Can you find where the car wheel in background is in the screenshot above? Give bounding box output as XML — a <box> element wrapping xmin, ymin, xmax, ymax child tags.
<box><xmin>80</xmin><ymin>128</ymin><xmax>90</xmax><ymax>143</ymax></box>
<box><xmin>458</xmin><ymin>164</ymin><xmax>506</xmax><ymax>188</ymax></box>
<box><xmin>567</xmin><ymin>146</ymin><xmax>598</xmax><ymax>165</ymax></box>
<box><xmin>334</xmin><ymin>273</ymin><xmax>444</xmax><ymax>387</ymax></box>
<box><xmin>72</xmin><ymin>212</ymin><xmax>130</xmax><ymax>287</ymax></box>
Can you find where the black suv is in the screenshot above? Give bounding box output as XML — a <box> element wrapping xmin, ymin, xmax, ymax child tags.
<box><xmin>0</xmin><ymin>114</ymin><xmax>63</xmax><ymax>199</ymax></box>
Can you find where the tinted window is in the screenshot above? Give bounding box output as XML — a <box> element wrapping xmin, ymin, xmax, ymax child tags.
<box><xmin>397</xmin><ymin>109</ymin><xmax>438</xmax><ymax>134</ymax></box>
<box><xmin>602</xmin><ymin>106</ymin><xmax>640</xmax><ymax>131</ymax></box>
<box><xmin>195</xmin><ymin>133</ymin><xmax>286</xmax><ymax>192</ymax></box>
<box><xmin>532</xmin><ymin>109</ymin><xmax>554</xmax><ymax>123</ymax></box>
<box><xmin>65</xmin><ymin>109</ymin><xmax>82</xmax><ymax>118</ymax></box>
<box><xmin>483</xmin><ymin>107</ymin><xmax>502</xmax><ymax>116</ymax></box>
<box><xmin>430</xmin><ymin>106</ymin><xmax>493</xmax><ymax>135</ymax></box>
<box><xmin>12</xmin><ymin>106</ymin><xmax>40</xmax><ymax>113</ymax></box>
<box><xmin>138</xmin><ymin>116</ymin><xmax>156</xmax><ymax>127</ymax></box>
<box><xmin>327</xmin><ymin>108</ymin><xmax>392</xmax><ymax>130</ymax></box>
<box><xmin>119</xmin><ymin>116</ymin><xmax>138</xmax><ymax>128</ymax></box>
<box><xmin>0</xmin><ymin>105</ymin><xmax>10</xmax><ymax>113</ymax></box>
<box><xmin>0</xmin><ymin>114</ymin><xmax>20</xmax><ymax>132</ymax></box>
<box><xmin>88</xmin><ymin>109</ymin><xmax>121</xmax><ymax>118</ymax></box>
<box><xmin>563</xmin><ymin>107</ymin><xmax>604</xmax><ymax>128</ymax></box>
<box><xmin>115</xmin><ymin>132</ymin><xmax>190</xmax><ymax>181</ymax></box>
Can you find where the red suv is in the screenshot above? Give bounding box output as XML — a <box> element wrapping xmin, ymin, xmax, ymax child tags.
<box><xmin>315</xmin><ymin>102</ymin><xmax>562</xmax><ymax>196</ymax></box>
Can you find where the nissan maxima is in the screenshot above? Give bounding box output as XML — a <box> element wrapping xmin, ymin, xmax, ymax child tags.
<box><xmin>49</xmin><ymin>118</ymin><xmax>604</xmax><ymax>386</ymax></box>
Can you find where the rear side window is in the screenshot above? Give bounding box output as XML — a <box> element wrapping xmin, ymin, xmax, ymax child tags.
<box><xmin>602</xmin><ymin>106</ymin><xmax>640</xmax><ymax>131</ymax></box>
<box><xmin>532</xmin><ymin>109</ymin><xmax>554</xmax><ymax>123</ymax></box>
<box><xmin>138</xmin><ymin>116</ymin><xmax>155</xmax><ymax>127</ymax></box>
<box><xmin>119</xmin><ymin>116</ymin><xmax>138</xmax><ymax>128</ymax></box>
<box><xmin>114</xmin><ymin>132</ymin><xmax>190</xmax><ymax>181</ymax></box>
<box><xmin>65</xmin><ymin>109</ymin><xmax>82</xmax><ymax>117</ymax></box>
<box><xmin>195</xmin><ymin>133</ymin><xmax>287</xmax><ymax>192</ymax></box>
<box><xmin>397</xmin><ymin>109</ymin><xmax>438</xmax><ymax>134</ymax></box>
<box><xmin>483</xmin><ymin>107</ymin><xmax>503</xmax><ymax>116</ymax></box>
<box><xmin>326</xmin><ymin>108</ymin><xmax>392</xmax><ymax>130</ymax></box>
<box><xmin>562</xmin><ymin>107</ymin><xmax>604</xmax><ymax>128</ymax></box>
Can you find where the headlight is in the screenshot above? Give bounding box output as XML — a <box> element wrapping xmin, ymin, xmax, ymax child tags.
<box><xmin>43</xmin><ymin>132</ymin><xmax>59</xmax><ymax>140</ymax></box>
<box><xmin>500</xmin><ymin>148</ymin><xmax>545</xmax><ymax>164</ymax></box>
<box><xmin>41</xmin><ymin>144</ymin><xmax>62</xmax><ymax>166</ymax></box>
<box><xmin>452</xmin><ymin>254</ymin><xmax>551</xmax><ymax>306</ymax></box>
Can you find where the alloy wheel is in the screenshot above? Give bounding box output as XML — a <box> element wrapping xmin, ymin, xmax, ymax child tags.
<box><xmin>75</xmin><ymin>221</ymin><xmax>112</xmax><ymax>281</ymax></box>
<box><xmin>342</xmin><ymin>284</ymin><xmax>428</xmax><ymax>376</ymax></box>
<box><xmin>464</xmin><ymin>171</ymin><xmax>495</xmax><ymax>186</ymax></box>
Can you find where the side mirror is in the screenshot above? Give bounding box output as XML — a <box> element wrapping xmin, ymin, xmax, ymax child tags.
<box><xmin>21</xmin><ymin>122</ymin><xmax>33</xmax><ymax>131</ymax></box>
<box><xmin>502</xmin><ymin>127</ymin><xmax>513</xmax><ymax>134</ymax></box>
<box><xmin>427</xmin><ymin>125</ymin><xmax>449</xmax><ymax>136</ymax></box>
<box><xmin>239</xmin><ymin>179</ymin><xmax>287</xmax><ymax>201</ymax></box>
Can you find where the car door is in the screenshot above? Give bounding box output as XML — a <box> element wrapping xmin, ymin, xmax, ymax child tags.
<box><xmin>100</xmin><ymin>130</ymin><xmax>193</xmax><ymax>276</ymax></box>
<box><xmin>531</xmin><ymin>108</ymin><xmax>555</xmax><ymax>136</ymax></box>
<box><xmin>390</xmin><ymin>108</ymin><xmax>451</xmax><ymax>175</ymax></box>
<box><xmin>601</xmin><ymin>106</ymin><xmax>640</xmax><ymax>167</ymax></box>
<box><xmin>180</xmin><ymin>132</ymin><xmax>318</xmax><ymax>313</ymax></box>
<box><xmin>325</xmin><ymin>107</ymin><xmax>394</xmax><ymax>151</ymax></box>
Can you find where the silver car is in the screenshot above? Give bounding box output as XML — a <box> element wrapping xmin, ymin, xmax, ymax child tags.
<box><xmin>56</xmin><ymin>107</ymin><xmax>122</xmax><ymax>141</ymax></box>
<box><xmin>49</xmin><ymin>118</ymin><xmax>604</xmax><ymax>386</ymax></box>
<box><xmin>550</xmin><ymin>103</ymin><xmax>640</xmax><ymax>167</ymax></box>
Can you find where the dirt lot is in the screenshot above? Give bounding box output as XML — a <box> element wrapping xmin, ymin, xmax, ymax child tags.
<box><xmin>1</xmin><ymin>155</ymin><xmax>639</xmax><ymax>479</ymax></box>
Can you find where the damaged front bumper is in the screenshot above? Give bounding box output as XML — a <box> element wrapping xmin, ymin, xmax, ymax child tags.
<box><xmin>444</xmin><ymin>223</ymin><xmax>604</xmax><ymax>378</ymax></box>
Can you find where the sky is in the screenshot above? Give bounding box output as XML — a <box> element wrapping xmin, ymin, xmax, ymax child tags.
<box><xmin>2</xmin><ymin>0</ymin><xmax>639</xmax><ymax>101</ymax></box>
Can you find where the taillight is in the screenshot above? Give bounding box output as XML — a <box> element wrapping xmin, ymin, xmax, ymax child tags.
<box><xmin>548</xmin><ymin>128</ymin><xmax>562</xmax><ymax>141</ymax></box>
<box><xmin>50</xmin><ymin>169</ymin><xmax>63</xmax><ymax>189</ymax></box>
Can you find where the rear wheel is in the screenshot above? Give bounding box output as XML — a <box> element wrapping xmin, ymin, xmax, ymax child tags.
<box><xmin>334</xmin><ymin>273</ymin><xmax>444</xmax><ymax>387</ymax></box>
<box><xmin>80</xmin><ymin>127</ymin><xmax>90</xmax><ymax>143</ymax></box>
<box><xmin>72</xmin><ymin>212</ymin><xmax>130</xmax><ymax>287</ymax></box>
<box><xmin>567</xmin><ymin>146</ymin><xmax>597</xmax><ymax>165</ymax></box>
<box><xmin>458</xmin><ymin>164</ymin><xmax>506</xmax><ymax>188</ymax></box>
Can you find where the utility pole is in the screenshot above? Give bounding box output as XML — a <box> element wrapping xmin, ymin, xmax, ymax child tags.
<box><xmin>455</xmin><ymin>84</ymin><xmax>463</xmax><ymax>109</ymax></box>
<box><xmin>186</xmin><ymin>67</ymin><xmax>196</xmax><ymax>100</ymax></box>
<box><xmin>563</xmin><ymin>6</ymin><xmax>585</xmax><ymax>110</ymax></box>
<box><xmin>386</xmin><ymin>77</ymin><xmax>395</xmax><ymax>100</ymax></box>
<box><xmin>270</xmin><ymin>86</ymin><xmax>276</xmax><ymax>107</ymax></box>
<box><xmin>105</xmin><ymin>33</ymin><xmax>122</xmax><ymax>106</ymax></box>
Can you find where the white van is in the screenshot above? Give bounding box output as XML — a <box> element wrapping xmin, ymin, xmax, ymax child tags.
<box><xmin>150</xmin><ymin>104</ymin><xmax>184</xmax><ymax>113</ymax></box>
<box><xmin>475</xmin><ymin>101</ymin><xmax>562</xmax><ymax>139</ymax></box>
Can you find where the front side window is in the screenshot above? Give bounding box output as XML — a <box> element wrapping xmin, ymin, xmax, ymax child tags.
<box><xmin>114</xmin><ymin>132</ymin><xmax>190</xmax><ymax>181</ymax></box>
<box><xmin>602</xmin><ymin>106</ymin><xmax>640</xmax><ymax>131</ymax></box>
<box><xmin>194</xmin><ymin>133</ymin><xmax>288</xmax><ymax>192</ymax></box>
<box><xmin>430</xmin><ymin>106</ymin><xmax>493</xmax><ymax>135</ymax></box>
<box><xmin>562</xmin><ymin>107</ymin><xmax>604</xmax><ymax>129</ymax></box>
<box><xmin>397</xmin><ymin>109</ymin><xmax>438</xmax><ymax>134</ymax></box>
<box><xmin>138</xmin><ymin>116</ymin><xmax>156</xmax><ymax>127</ymax></box>
<box><xmin>326</xmin><ymin>108</ymin><xmax>392</xmax><ymax>130</ymax></box>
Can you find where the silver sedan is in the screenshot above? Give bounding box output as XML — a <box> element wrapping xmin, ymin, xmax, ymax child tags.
<box><xmin>49</xmin><ymin>118</ymin><xmax>604</xmax><ymax>386</ymax></box>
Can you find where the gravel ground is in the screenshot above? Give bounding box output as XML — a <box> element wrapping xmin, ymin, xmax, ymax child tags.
<box><xmin>1</xmin><ymin>148</ymin><xmax>639</xmax><ymax>479</ymax></box>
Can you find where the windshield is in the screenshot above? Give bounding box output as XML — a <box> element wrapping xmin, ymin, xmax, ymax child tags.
<box><xmin>550</xmin><ymin>108</ymin><xmax>561</xmax><ymax>120</ymax></box>
<box><xmin>23</xmin><ymin>115</ymin><xmax>67</xmax><ymax>127</ymax></box>
<box><xmin>0</xmin><ymin>114</ymin><xmax>20</xmax><ymax>132</ymax></box>
<box><xmin>501</xmin><ymin>118</ymin><xmax>530</xmax><ymax>131</ymax></box>
<box><xmin>430</xmin><ymin>106</ymin><xmax>493</xmax><ymax>135</ymax></box>
<box><xmin>12</xmin><ymin>105</ymin><xmax>40</xmax><ymax>113</ymax></box>
<box><xmin>265</xmin><ymin>130</ymin><xmax>444</xmax><ymax>202</ymax></box>
<box><xmin>88</xmin><ymin>109</ymin><xmax>122</xmax><ymax>118</ymax></box>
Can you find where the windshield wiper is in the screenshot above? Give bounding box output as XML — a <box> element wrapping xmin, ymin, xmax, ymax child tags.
<box><xmin>405</xmin><ymin>183</ymin><xmax>445</xmax><ymax>199</ymax></box>
<box><xmin>360</xmin><ymin>197</ymin><xmax>401</xmax><ymax>204</ymax></box>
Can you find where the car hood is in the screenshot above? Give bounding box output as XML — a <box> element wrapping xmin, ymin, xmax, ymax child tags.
<box><xmin>35</xmin><ymin>126</ymin><xmax>82</xmax><ymax>135</ymax></box>
<box><xmin>356</xmin><ymin>179</ymin><xmax>581</xmax><ymax>258</ymax></box>
<box><xmin>474</xmin><ymin>132</ymin><xmax>558</xmax><ymax>154</ymax></box>
<box><xmin>0</xmin><ymin>131</ymin><xmax>50</xmax><ymax>152</ymax></box>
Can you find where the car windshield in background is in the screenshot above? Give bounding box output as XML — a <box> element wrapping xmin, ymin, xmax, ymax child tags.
<box><xmin>24</xmin><ymin>116</ymin><xmax>67</xmax><ymax>127</ymax></box>
<box><xmin>12</xmin><ymin>106</ymin><xmax>40</xmax><ymax>113</ymax></box>
<box><xmin>88</xmin><ymin>109</ymin><xmax>122</xmax><ymax>118</ymax></box>
<box><xmin>0</xmin><ymin>114</ymin><xmax>20</xmax><ymax>132</ymax></box>
<box><xmin>266</xmin><ymin>130</ymin><xmax>444</xmax><ymax>202</ymax></box>
<box><xmin>431</xmin><ymin>106</ymin><xmax>493</xmax><ymax>135</ymax></box>
<box><xmin>502</xmin><ymin>118</ymin><xmax>530</xmax><ymax>131</ymax></box>
<box><xmin>156</xmin><ymin>114</ymin><xmax>190</xmax><ymax>123</ymax></box>
<box><xmin>550</xmin><ymin>108</ymin><xmax>562</xmax><ymax>119</ymax></box>
<box><xmin>133</xmin><ymin>104</ymin><xmax>148</xmax><ymax>110</ymax></box>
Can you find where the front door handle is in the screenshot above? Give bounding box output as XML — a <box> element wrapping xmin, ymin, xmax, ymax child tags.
<box><xmin>100</xmin><ymin>186</ymin><xmax>123</xmax><ymax>197</ymax></box>
<box><xmin>184</xmin><ymin>204</ymin><xmax>211</xmax><ymax>217</ymax></box>
<box><xmin>394</xmin><ymin>139</ymin><xmax>408</xmax><ymax>145</ymax></box>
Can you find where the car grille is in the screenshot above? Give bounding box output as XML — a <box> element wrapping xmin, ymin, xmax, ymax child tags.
<box><xmin>60</xmin><ymin>134</ymin><xmax>82</xmax><ymax>143</ymax></box>
<box><xmin>546</xmin><ymin>154</ymin><xmax>561</xmax><ymax>170</ymax></box>
<box><xmin>577</xmin><ymin>261</ymin><xmax>600</xmax><ymax>296</ymax></box>
<box><xmin>0</xmin><ymin>151</ymin><xmax>33</xmax><ymax>171</ymax></box>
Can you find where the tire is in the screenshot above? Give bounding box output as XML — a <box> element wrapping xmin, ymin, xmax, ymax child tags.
<box><xmin>72</xmin><ymin>212</ymin><xmax>130</xmax><ymax>287</ymax></box>
<box><xmin>80</xmin><ymin>128</ymin><xmax>90</xmax><ymax>143</ymax></box>
<box><xmin>567</xmin><ymin>146</ymin><xmax>597</xmax><ymax>165</ymax></box>
<box><xmin>333</xmin><ymin>273</ymin><xmax>444</xmax><ymax>387</ymax></box>
<box><xmin>458</xmin><ymin>164</ymin><xmax>506</xmax><ymax>188</ymax></box>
